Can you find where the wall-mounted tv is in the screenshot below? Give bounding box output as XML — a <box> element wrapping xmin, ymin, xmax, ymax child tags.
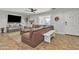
<box><xmin>8</xmin><ymin>15</ymin><xmax>21</xmax><ymax>23</ymax></box>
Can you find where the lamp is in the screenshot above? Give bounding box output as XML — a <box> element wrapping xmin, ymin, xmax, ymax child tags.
<box><xmin>29</xmin><ymin>20</ymin><xmax>34</xmax><ymax>27</ymax></box>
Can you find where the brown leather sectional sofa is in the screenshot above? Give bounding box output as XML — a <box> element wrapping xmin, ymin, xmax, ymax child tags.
<box><xmin>21</xmin><ymin>25</ymin><xmax>54</xmax><ymax>48</ymax></box>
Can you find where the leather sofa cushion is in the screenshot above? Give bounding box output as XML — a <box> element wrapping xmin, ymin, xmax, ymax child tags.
<box><xmin>32</xmin><ymin>27</ymin><xmax>43</xmax><ymax>31</ymax></box>
<box><xmin>32</xmin><ymin>25</ymin><xmax>41</xmax><ymax>28</ymax></box>
<box><xmin>22</xmin><ymin>32</ymin><xmax>30</xmax><ymax>40</ymax></box>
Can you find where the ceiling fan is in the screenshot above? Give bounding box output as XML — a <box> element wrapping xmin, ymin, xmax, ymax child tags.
<box><xmin>26</xmin><ymin>8</ymin><xmax>37</xmax><ymax>13</ymax></box>
<box><xmin>51</xmin><ymin>8</ymin><xmax>56</xmax><ymax>10</ymax></box>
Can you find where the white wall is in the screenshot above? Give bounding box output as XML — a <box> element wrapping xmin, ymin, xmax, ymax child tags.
<box><xmin>52</xmin><ymin>11</ymin><xmax>79</xmax><ymax>35</ymax></box>
<box><xmin>29</xmin><ymin>9</ymin><xmax>79</xmax><ymax>35</ymax></box>
<box><xmin>0</xmin><ymin>10</ymin><xmax>27</xmax><ymax>28</ymax></box>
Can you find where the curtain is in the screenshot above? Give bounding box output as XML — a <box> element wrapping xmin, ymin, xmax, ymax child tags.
<box><xmin>39</xmin><ymin>16</ymin><xmax>51</xmax><ymax>25</ymax></box>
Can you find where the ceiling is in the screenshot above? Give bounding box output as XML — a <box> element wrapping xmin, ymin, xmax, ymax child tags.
<box><xmin>0</xmin><ymin>8</ymin><xmax>51</xmax><ymax>15</ymax></box>
<box><xmin>0</xmin><ymin>8</ymin><xmax>79</xmax><ymax>15</ymax></box>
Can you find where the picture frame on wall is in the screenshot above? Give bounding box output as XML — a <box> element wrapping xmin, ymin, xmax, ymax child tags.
<box><xmin>55</xmin><ymin>16</ymin><xmax>59</xmax><ymax>22</ymax></box>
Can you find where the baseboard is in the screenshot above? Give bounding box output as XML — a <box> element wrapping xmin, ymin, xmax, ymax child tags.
<box><xmin>55</xmin><ymin>32</ymin><xmax>65</xmax><ymax>35</ymax></box>
<box><xmin>55</xmin><ymin>32</ymin><xmax>79</xmax><ymax>36</ymax></box>
<box><xmin>65</xmin><ymin>34</ymin><xmax>79</xmax><ymax>37</ymax></box>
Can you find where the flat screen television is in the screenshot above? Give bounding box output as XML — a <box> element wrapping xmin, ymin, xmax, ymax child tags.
<box><xmin>8</xmin><ymin>15</ymin><xmax>21</xmax><ymax>23</ymax></box>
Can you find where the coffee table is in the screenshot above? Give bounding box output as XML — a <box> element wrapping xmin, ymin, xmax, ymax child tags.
<box><xmin>43</xmin><ymin>30</ymin><xmax>55</xmax><ymax>43</ymax></box>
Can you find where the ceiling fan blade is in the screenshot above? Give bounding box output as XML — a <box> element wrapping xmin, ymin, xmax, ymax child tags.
<box><xmin>25</xmin><ymin>8</ymin><xmax>37</xmax><ymax>13</ymax></box>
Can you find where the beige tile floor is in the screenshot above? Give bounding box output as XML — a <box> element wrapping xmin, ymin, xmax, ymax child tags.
<box><xmin>0</xmin><ymin>32</ymin><xmax>79</xmax><ymax>50</ymax></box>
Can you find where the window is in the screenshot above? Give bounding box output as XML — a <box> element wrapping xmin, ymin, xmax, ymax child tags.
<box><xmin>39</xmin><ymin>16</ymin><xmax>51</xmax><ymax>25</ymax></box>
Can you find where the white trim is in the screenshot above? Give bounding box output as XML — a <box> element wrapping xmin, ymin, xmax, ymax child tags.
<box><xmin>55</xmin><ymin>32</ymin><xmax>65</xmax><ymax>35</ymax></box>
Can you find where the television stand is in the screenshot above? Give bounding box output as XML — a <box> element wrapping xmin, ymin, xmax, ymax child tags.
<box><xmin>7</xmin><ymin>23</ymin><xmax>21</xmax><ymax>33</ymax></box>
<box><xmin>7</xmin><ymin>27</ymin><xmax>20</xmax><ymax>32</ymax></box>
